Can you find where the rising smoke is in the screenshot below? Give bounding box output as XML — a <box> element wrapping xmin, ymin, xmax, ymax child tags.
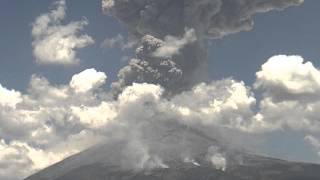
<box><xmin>103</xmin><ymin>0</ymin><xmax>303</xmax><ymax>95</ymax></box>
<box><xmin>100</xmin><ymin>0</ymin><xmax>304</xmax><ymax>170</ymax></box>
<box><xmin>0</xmin><ymin>1</ymin><xmax>311</xmax><ymax>179</ymax></box>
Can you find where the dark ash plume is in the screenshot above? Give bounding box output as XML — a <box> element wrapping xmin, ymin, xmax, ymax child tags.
<box><xmin>103</xmin><ymin>0</ymin><xmax>303</xmax><ymax>95</ymax></box>
<box><xmin>111</xmin><ymin>30</ymin><xmax>208</xmax><ymax>96</ymax></box>
<box><xmin>103</xmin><ymin>0</ymin><xmax>303</xmax><ymax>39</ymax></box>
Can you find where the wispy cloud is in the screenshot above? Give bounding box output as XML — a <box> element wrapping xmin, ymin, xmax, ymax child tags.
<box><xmin>101</xmin><ymin>34</ymin><xmax>137</xmax><ymax>50</ymax></box>
<box><xmin>305</xmin><ymin>135</ymin><xmax>320</xmax><ymax>156</ymax></box>
<box><xmin>152</xmin><ymin>29</ymin><xmax>197</xmax><ymax>57</ymax></box>
<box><xmin>31</xmin><ymin>0</ymin><xmax>94</xmax><ymax>66</ymax></box>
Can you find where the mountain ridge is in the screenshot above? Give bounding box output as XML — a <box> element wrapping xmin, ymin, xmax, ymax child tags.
<box><xmin>25</xmin><ymin>122</ymin><xmax>320</xmax><ymax>180</ymax></box>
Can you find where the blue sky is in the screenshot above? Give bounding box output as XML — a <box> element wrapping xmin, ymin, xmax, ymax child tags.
<box><xmin>1</xmin><ymin>0</ymin><xmax>320</xmax><ymax>91</ymax></box>
<box><xmin>0</xmin><ymin>0</ymin><xmax>126</xmax><ymax>91</ymax></box>
<box><xmin>1</xmin><ymin>1</ymin><xmax>320</xmax><ymax>179</ymax></box>
<box><xmin>209</xmin><ymin>0</ymin><xmax>320</xmax><ymax>84</ymax></box>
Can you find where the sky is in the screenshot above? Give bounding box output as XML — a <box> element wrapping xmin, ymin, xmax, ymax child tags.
<box><xmin>1</xmin><ymin>0</ymin><xmax>320</xmax><ymax>180</ymax></box>
<box><xmin>1</xmin><ymin>0</ymin><xmax>320</xmax><ymax>92</ymax></box>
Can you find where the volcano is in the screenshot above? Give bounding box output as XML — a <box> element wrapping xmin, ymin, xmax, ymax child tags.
<box><xmin>25</xmin><ymin>122</ymin><xmax>320</xmax><ymax>180</ymax></box>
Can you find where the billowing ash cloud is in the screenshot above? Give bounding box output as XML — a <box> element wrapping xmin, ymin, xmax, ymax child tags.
<box><xmin>103</xmin><ymin>0</ymin><xmax>303</xmax><ymax>95</ymax></box>
<box><xmin>112</xmin><ymin>32</ymin><xmax>195</xmax><ymax>96</ymax></box>
<box><xmin>111</xmin><ymin>29</ymin><xmax>207</xmax><ymax>96</ymax></box>
<box><xmin>1</xmin><ymin>1</ymin><xmax>313</xmax><ymax>180</ymax></box>
<box><xmin>103</xmin><ymin>0</ymin><xmax>303</xmax><ymax>38</ymax></box>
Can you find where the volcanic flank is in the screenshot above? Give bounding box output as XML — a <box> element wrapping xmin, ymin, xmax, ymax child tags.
<box><xmin>25</xmin><ymin>123</ymin><xmax>320</xmax><ymax>180</ymax></box>
<box><xmin>25</xmin><ymin>0</ymin><xmax>320</xmax><ymax>180</ymax></box>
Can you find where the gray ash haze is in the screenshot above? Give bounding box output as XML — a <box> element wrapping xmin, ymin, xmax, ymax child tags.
<box><xmin>3</xmin><ymin>0</ymin><xmax>320</xmax><ymax>180</ymax></box>
<box><xmin>105</xmin><ymin>0</ymin><xmax>303</xmax><ymax>95</ymax></box>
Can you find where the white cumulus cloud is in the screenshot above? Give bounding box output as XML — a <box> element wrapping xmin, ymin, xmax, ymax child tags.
<box><xmin>3</xmin><ymin>55</ymin><xmax>320</xmax><ymax>179</ymax></box>
<box><xmin>253</xmin><ymin>55</ymin><xmax>320</xmax><ymax>132</ymax></box>
<box><xmin>31</xmin><ymin>0</ymin><xmax>94</xmax><ymax>65</ymax></box>
<box><xmin>0</xmin><ymin>84</ymin><xmax>22</xmax><ymax>108</ymax></box>
<box><xmin>70</xmin><ymin>68</ymin><xmax>107</xmax><ymax>93</ymax></box>
<box><xmin>0</xmin><ymin>68</ymin><xmax>108</xmax><ymax>179</ymax></box>
<box><xmin>255</xmin><ymin>55</ymin><xmax>320</xmax><ymax>101</ymax></box>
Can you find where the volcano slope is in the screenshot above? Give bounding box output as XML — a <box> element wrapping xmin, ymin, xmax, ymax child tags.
<box><xmin>25</xmin><ymin>122</ymin><xmax>320</xmax><ymax>180</ymax></box>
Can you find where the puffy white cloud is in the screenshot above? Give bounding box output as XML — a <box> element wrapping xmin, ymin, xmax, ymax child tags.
<box><xmin>0</xmin><ymin>140</ymin><xmax>33</xmax><ymax>180</ymax></box>
<box><xmin>167</xmin><ymin>80</ymin><xmax>258</xmax><ymax>133</ymax></box>
<box><xmin>0</xmin><ymin>84</ymin><xmax>22</xmax><ymax>108</ymax></box>
<box><xmin>253</xmin><ymin>97</ymin><xmax>320</xmax><ymax>132</ymax></box>
<box><xmin>70</xmin><ymin>68</ymin><xmax>107</xmax><ymax>93</ymax></box>
<box><xmin>255</xmin><ymin>55</ymin><xmax>320</xmax><ymax>101</ymax></box>
<box><xmin>118</xmin><ymin>83</ymin><xmax>163</xmax><ymax>104</ymax></box>
<box><xmin>71</xmin><ymin>102</ymin><xmax>116</xmax><ymax>128</ymax></box>
<box><xmin>3</xmin><ymin>54</ymin><xmax>320</xmax><ymax>179</ymax></box>
<box><xmin>31</xmin><ymin>0</ymin><xmax>94</xmax><ymax>65</ymax></box>
<box><xmin>0</xmin><ymin>72</ymin><xmax>258</xmax><ymax>179</ymax></box>
<box><xmin>0</xmin><ymin>68</ymin><xmax>109</xmax><ymax>180</ymax></box>
<box><xmin>0</xmin><ymin>135</ymin><xmax>102</xmax><ymax>180</ymax></box>
<box><xmin>253</xmin><ymin>55</ymin><xmax>320</xmax><ymax>132</ymax></box>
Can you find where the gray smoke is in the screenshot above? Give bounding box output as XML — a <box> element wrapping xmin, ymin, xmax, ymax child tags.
<box><xmin>111</xmin><ymin>30</ymin><xmax>208</xmax><ymax>96</ymax></box>
<box><xmin>103</xmin><ymin>0</ymin><xmax>303</xmax><ymax>95</ymax></box>
<box><xmin>98</xmin><ymin>0</ymin><xmax>305</xmax><ymax>171</ymax></box>
<box><xmin>103</xmin><ymin>0</ymin><xmax>302</xmax><ymax>38</ymax></box>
